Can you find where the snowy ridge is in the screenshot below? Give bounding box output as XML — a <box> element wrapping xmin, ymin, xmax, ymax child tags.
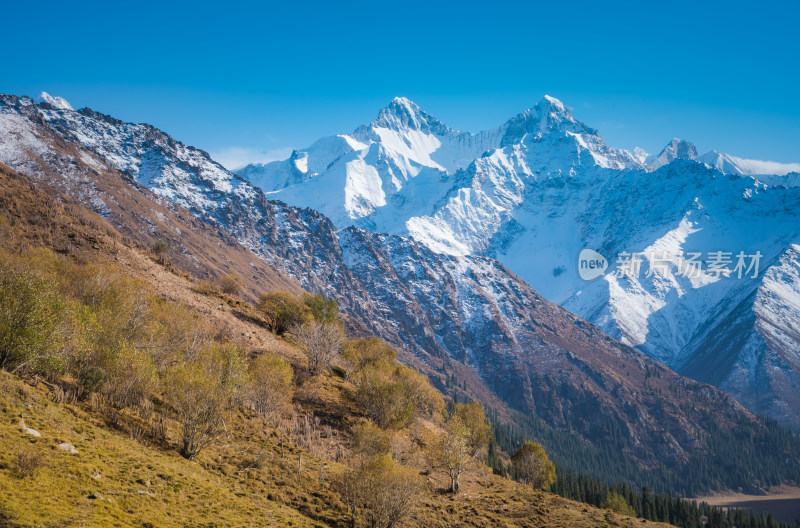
<box><xmin>698</xmin><ymin>150</ymin><xmax>800</xmax><ymax>177</ymax></box>
<box><xmin>240</xmin><ymin>96</ymin><xmax>800</xmax><ymax>427</ymax></box>
<box><xmin>35</xmin><ymin>91</ymin><xmax>74</xmax><ymax>111</ymax></box>
<box><xmin>645</xmin><ymin>138</ymin><xmax>699</xmax><ymax>169</ymax></box>
<box><xmin>238</xmin><ymin>96</ymin><xmax>645</xmax><ymax>233</ymax></box>
<box><xmin>0</xmin><ymin>94</ymin><xmax>258</xmax><ymax>222</ymax></box>
<box><xmin>237</xmin><ymin>96</ymin><xmax>506</xmax><ymax>231</ymax></box>
<box><xmin>0</xmin><ymin>90</ymin><xmax>767</xmax><ymax>467</ymax></box>
<box><xmin>407</xmin><ymin>142</ymin><xmax>800</xmax><ymax>425</ymax></box>
<box><xmin>641</xmin><ymin>137</ymin><xmax>800</xmax><ymax>177</ymax></box>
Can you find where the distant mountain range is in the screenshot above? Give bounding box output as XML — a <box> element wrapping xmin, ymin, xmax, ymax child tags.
<box><xmin>1</xmin><ymin>91</ymin><xmax>799</xmax><ymax>490</ymax></box>
<box><xmin>236</xmin><ymin>96</ymin><xmax>800</xmax><ymax>429</ymax></box>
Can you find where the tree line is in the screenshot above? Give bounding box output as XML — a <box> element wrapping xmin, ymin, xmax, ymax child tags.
<box><xmin>486</xmin><ymin>405</ymin><xmax>800</xmax><ymax>497</ymax></box>
<box><xmin>552</xmin><ymin>469</ymin><xmax>800</xmax><ymax>528</ymax></box>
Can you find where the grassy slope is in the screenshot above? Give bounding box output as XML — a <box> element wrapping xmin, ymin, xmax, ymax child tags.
<box><xmin>0</xmin><ymin>163</ymin><xmax>676</xmax><ymax>527</ymax></box>
<box><xmin>0</xmin><ymin>371</ymin><xmax>674</xmax><ymax>528</ymax></box>
<box><xmin>0</xmin><ymin>371</ymin><xmax>322</xmax><ymax>527</ymax></box>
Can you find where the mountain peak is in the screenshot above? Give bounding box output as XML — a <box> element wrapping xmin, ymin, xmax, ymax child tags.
<box><xmin>663</xmin><ymin>138</ymin><xmax>698</xmax><ymax>155</ymax></box>
<box><xmin>646</xmin><ymin>138</ymin><xmax>698</xmax><ymax>169</ymax></box>
<box><xmin>540</xmin><ymin>94</ymin><xmax>568</xmax><ymax>112</ymax></box>
<box><xmin>373</xmin><ymin>96</ymin><xmax>447</xmax><ymax>133</ymax></box>
<box><xmin>499</xmin><ymin>95</ymin><xmax>590</xmax><ymax>146</ymax></box>
<box><xmin>35</xmin><ymin>91</ymin><xmax>73</xmax><ymax>111</ymax></box>
<box><xmin>390</xmin><ymin>96</ymin><xmax>416</xmax><ymax>107</ymax></box>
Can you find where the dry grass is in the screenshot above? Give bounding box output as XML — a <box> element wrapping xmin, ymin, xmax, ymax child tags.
<box><xmin>12</xmin><ymin>448</ymin><xmax>44</xmax><ymax>479</ymax></box>
<box><xmin>0</xmin><ymin>162</ymin><xmax>676</xmax><ymax>528</ymax></box>
<box><xmin>0</xmin><ymin>369</ymin><xmax>676</xmax><ymax>528</ymax></box>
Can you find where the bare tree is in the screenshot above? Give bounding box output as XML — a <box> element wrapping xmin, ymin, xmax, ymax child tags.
<box><xmin>291</xmin><ymin>321</ymin><xmax>344</xmax><ymax>375</ymax></box>
<box><xmin>432</xmin><ymin>417</ymin><xmax>470</xmax><ymax>493</ymax></box>
<box><xmin>337</xmin><ymin>455</ymin><xmax>421</xmax><ymax>528</ymax></box>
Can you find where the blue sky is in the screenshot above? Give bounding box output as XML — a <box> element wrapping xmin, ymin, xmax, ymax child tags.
<box><xmin>4</xmin><ymin>0</ymin><xmax>799</xmax><ymax>168</ymax></box>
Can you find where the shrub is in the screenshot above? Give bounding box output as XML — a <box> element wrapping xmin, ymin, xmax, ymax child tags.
<box><xmin>70</xmin><ymin>268</ymin><xmax>151</xmax><ymax>348</ymax></box>
<box><xmin>145</xmin><ymin>300</ymin><xmax>209</xmax><ymax>368</ymax></box>
<box><xmin>511</xmin><ymin>441</ymin><xmax>556</xmax><ymax>489</ymax></box>
<box><xmin>165</xmin><ymin>344</ymin><xmax>246</xmax><ymax>459</ymax></box>
<box><xmin>339</xmin><ymin>455</ymin><xmax>422</xmax><ymax>528</ymax></box>
<box><xmin>342</xmin><ymin>337</ymin><xmax>396</xmax><ymax>376</ymax></box>
<box><xmin>207</xmin><ymin>343</ymin><xmax>249</xmax><ymax>407</ymax></box>
<box><xmin>353</xmin><ymin>361</ymin><xmax>443</xmax><ymax>429</ymax></box>
<box><xmin>291</xmin><ymin>321</ymin><xmax>344</xmax><ymax>375</ymax></box>
<box><xmin>602</xmin><ymin>491</ymin><xmax>637</xmax><ymax>517</ymax></box>
<box><xmin>353</xmin><ymin>363</ymin><xmax>409</xmax><ymax>428</ymax></box>
<box><xmin>303</xmin><ymin>294</ymin><xmax>339</xmax><ymax>324</ymax></box>
<box><xmin>248</xmin><ymin>352</ymin><xmax>294</xmax><ymax>426</ymax></box>
<box><xmin>393</xmin><ymin>365</ymin><xmax>444</xmax><ymax>419</ymax></box>
<box><xmin>0</xmin><ymin>261</ymin><xmax>66</xmax><ymax>375</ymax></box>
<box><xmin>152</xmin><ymin>241</ymin><xmax>168</xmax><ymax>263</ymax></box>
<box><xmin>192</xmin><ymin>279</ymin><xmax>219</xmax><ymax>296</ymax></box>
<box><xmin>166</xmin><ymin>362</ymin><xmax>228</xmax><ymax>460</ymax></box>
<box><xmin>78</xmin><ymin>365</ymin><xmax>107</xmax><ymax>397</ymax></box>
<box><xmin>258</xmin><ymin>291</ymin><xmax>310</xmax><ymax>335</ymax></box>
<box><xmin>218</xmin><ymin>273</ymin><xmax>243</xmax><ymax>295</ymax></box>
<box><xmin>13</xmin><ymin>448</ymin><xmax>44</xmax><ymax>478</ymax></box>
<box><xmin>103</xmin><ymin>343</ymin><xmax>157</xmax><ymax>409</ymax></box>
<box><xmin>66</xmin><ymin>294</ymin><xmax>156</xmax><ymax>403</ymax></box>
<box><xmin>350</xmin><ymin>420</ymin><xmax>390</xmax><ymax>459</ymax></box>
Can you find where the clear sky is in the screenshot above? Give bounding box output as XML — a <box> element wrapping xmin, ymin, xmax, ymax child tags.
<box><xmin>4</xmin><ymin>0</ymin><xmax>799</xmax><ymax>169</ymax></box>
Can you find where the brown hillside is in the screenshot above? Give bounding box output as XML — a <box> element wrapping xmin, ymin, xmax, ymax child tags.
<box><xmin>0</xmin><ymin>162</ymin><xmax>675</xmax><ymax>528</ymax></box>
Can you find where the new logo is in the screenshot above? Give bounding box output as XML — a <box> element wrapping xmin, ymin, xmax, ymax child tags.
<box><xmin>578</xmin><ymin>249</ymin><xmax>608</xmax><ymax>280</ymax></box>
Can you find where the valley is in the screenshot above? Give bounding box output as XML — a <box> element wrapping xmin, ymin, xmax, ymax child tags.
<box><xmin>0</xmin><ymin>162</ymin><xmax>675</xmax><ymax>527</ymax></box>
<box><xmin>4</xmin><ymin>93</ymin><xmax>800</xmax><ymax>498</ymax></box>
<box><xmin>695</xmin><ymin>486</ymin><xmax>800</xmax><ymax>523</ymax></box>
<box><xmin>0</xmin><ymin>87</ymin><xmax>798</xmax><ymax>527</ymax></box>
<box><xmin>238</xmin><ymin>96</ymin><xmax>800</xmax><ymax>430</ymax></box>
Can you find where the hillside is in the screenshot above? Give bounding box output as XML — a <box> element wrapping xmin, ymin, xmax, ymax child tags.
<box><xmin>0</xmin><ymin>163</ymin><xmax>673</xmax><ymax>528</ymax></box>
<box><xmin>0</xmin><ymin>371</ymin><xmax>674</xmax><ymax>528</ymax></box>
<box><xmin>2</xmin><ymin>94</ymin><xmax>800</xmax><ymax>496</ymax></box>
<box><xmin>241</xmin><ymin>95</ymin><xmax>800</xmax><ymax>430</ymax></box>
<box><xmin>0</xmin><ymin>100</ymin><xmax>303</xmax><ymax>303</ymax></box>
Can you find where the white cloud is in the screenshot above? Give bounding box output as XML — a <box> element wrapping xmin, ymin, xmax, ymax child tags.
<box><xmin>210</xmin><ymin>146</ymin><xmax>293</xmax><ymax>171</ymax></box>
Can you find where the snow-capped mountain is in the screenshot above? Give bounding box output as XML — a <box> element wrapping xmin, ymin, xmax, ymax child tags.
<box><xmin>644</xmin><ymin>138</ymin><xmax>699</xmax><ymax>169</ymax></box>
<box><xmin>238</xmin><ymin>96</ymin><xmax>645</xmax><ymax>235</ymax></box>
<box><xmin>238</xmin><ymin>97</ymin><xmax>504</xmax><ymax>232</ymax></box>
<box><xmin>697</xmin><ymin>150</ymin><xmax>800</xmax><ymax>178</ymax></box>
<box><xmin>36</xmin><ymin>91</ymin><xmax>74</xmax><ymax>111</ymax></box>
<box><xmin>0</xmin><ymin>91</ymin><xmax>772</xmax><ymax>476</ymax></box>
<box><xmin>642</xmin><ymin>136</ymin><xmax>800</xmax><ymax>177</ymax></box>
<box><xmin>240</xmin><ymin>96</ymin><xmax>800</xmax><ymax>428</ymax></box>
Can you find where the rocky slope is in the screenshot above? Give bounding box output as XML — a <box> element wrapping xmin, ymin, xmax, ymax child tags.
<box><xmin>242</xmin><ymin>96</ymin><xmax>800</xmax><ymax>429</ymax></box>
<box><xmin>0</xmin><ymin>174</ymin><xmax>681</xmax><ymax>528</ymax></box>
<box><xmin>0</xmin><ymin>95</ymin><xmax>301</xmax><ymax>301</ymax></box>
<box><xmin>0</xmin><ymin>92</ymin><xmax>792</xmax><ymax>483</ymax></box>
